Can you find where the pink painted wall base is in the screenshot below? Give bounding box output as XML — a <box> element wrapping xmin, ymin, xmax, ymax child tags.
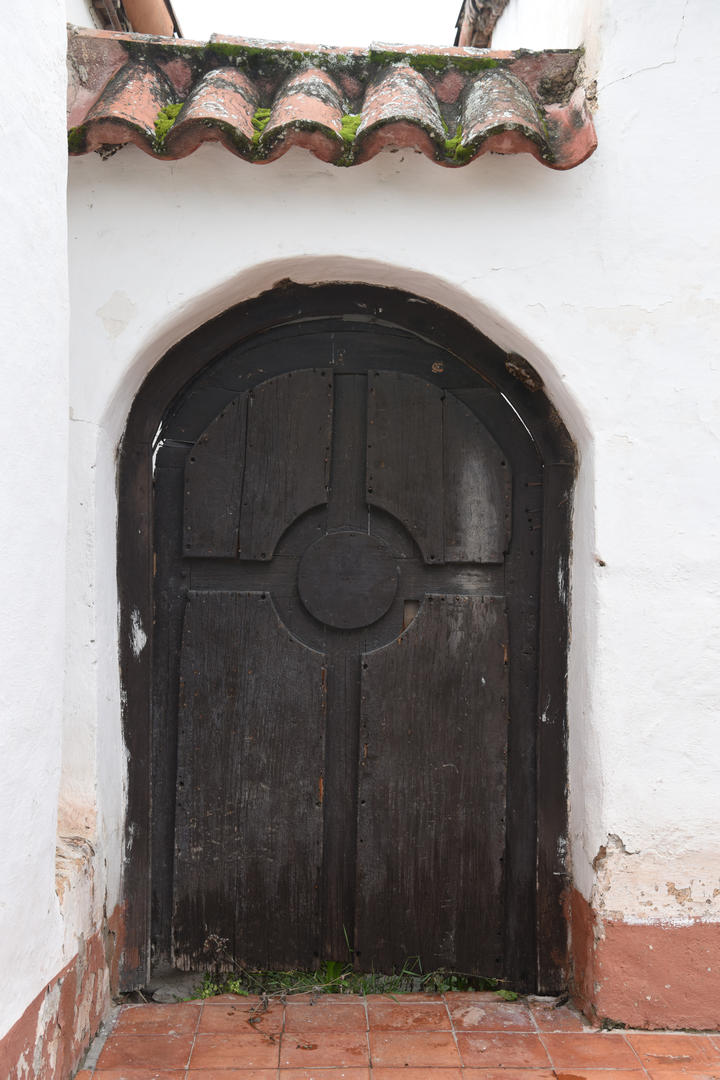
<box><xmin>570</xmin><ymin>889</ymin><xmax>720</xmax><ymax>1030</ymax></box>
<box><xmin>0</xmin><ymin>905</ymin><xmax>123</xmax><ymax>1080</ymax></box>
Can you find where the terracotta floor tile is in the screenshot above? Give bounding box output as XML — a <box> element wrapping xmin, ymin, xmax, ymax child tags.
<box><xmin>366</xmin><ymin>1000</ymin><xmax>450</xmax><ymax>1031</ymax></box>
<box><xmin>95</xmin><ymin>1033</ymin><xmax>194</xmax><ymax>1070</ymax></box>
<box><xmin>114</xmin><ymin>1002</ymin><xmax>201</xmax><ymax>1034</ymax></box>
<box><xmin>92</xmin><ymin>1072</ymin><xmax>186</xmax><ymax>1079</ymax></box>
<box><xmin>628</xmin><ymin>1033</ymin><xmax>720</xmax><ymax>1069</ymax></box>
<box><xmin>456</xmin><ymin>1031</ymin><xmax>550</xmax><ymax>1068</ymax></box>
<box><xmin>371</xmin><ymin>1069</ymin><xmax>463</xmax><ymax>1079</ymax></box>
<box><xmin>198</xmin><ymin>1000</ymin><xmax>284</xmax><ymax>1034</ymax></box>
<box><xmin>449</xmin><ymin>1001</ymin><xmax>534</xmax><ymax>1032</ymax></box>
<box><xmin>542</xmin><ymin>1032</ymin><xmax>640</xmax><ymax>1069</ymax></box>
<box><xmin>551</xmin><ymin>1072</ymin><xmax>646</xmax><ymax>1080</ymax></box>
<box><xmin>462</xmin><ymin>1071</ymin><xmax>556</xmax><ymax>1080</ymax></box>
<box><xmin>645</xmin><ymin>1072</ymin><xmax>720</xmax><ymax>1080</ymax></box>
<box><xmin>285</xmin><ymin>1001</ymin><xmax>367</xmax><ymax>1032</ymax></box>
<box><xmin>285</xmin><ymin>993</ymin><xmax>368</xmax><ymax>1003</ymax></box>
<box><xmin>186</xmin><ymin>1071</ymin><xmax>278</xmax><ymax>1079</ymax></box>
<box><xmin>444</xmin><ymin>991</ymin><xmax>503</xmax><ymax>1003</ymax></box>
<box><xmin>529</xmin><ymin>1000</ymin><xmax>589</xmax><ymax>1031</ymax></box>
<box><xmin>280</xmin><ymin>1031</ymin><xmax>370</xmax><ymax>1067</ymax></box>
<box><xmin>92</xmin><ymin>1071</ymin><xmax>186</xmax><ymax>1079</ymax></box>
<box><xmin>279</xmin><ymin>1070</ymin><xmax>370</xmax><ymax>1079</ymax></box>
<box><xmin>189</xmin><ymin>1031</ymin><xmax>280</xmax><ymax>1069</ymax></box>
<box><xmin>369</xmin><ymin>1031</ymin><xmax>461</xmax><ymax>1067</ymax></box>
<box><xmin>369</xmin><ymin>992</ymin><xmax>445</xmax><ymax>1002</ymax></box>
<box><xmin>201</xmin><ymin>993</ymin><xmax>265</xmax><ymax>1003</ymax></box>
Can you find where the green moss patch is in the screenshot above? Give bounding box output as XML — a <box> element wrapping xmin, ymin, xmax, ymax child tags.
<box><xmin>340</xmin><ymin>113</ymin><xmax>362</xmax><ymax>145</ymax></box>
<box><xmin>251</xmin><ymin>107</ymin><xmax>272</xmax><ymax>146</ymax></box>
<box><xmin>67</xmin><ymin>125</ymin><xmax>87</xmax><ymax>154</ymax></box>
<box><xmin>444</xmin><ymin>123</ymin><xmax>475</xmax><ymax>164</ymax></box>
<box><xmin>368</xmin><ymin>49</ymin><xmax>499</xmax><ymax>77</ymax></box>
<box><xmin>154</xmin><ymin>102</ymin><xmax>183</xmax><ymax>148</ymax></box>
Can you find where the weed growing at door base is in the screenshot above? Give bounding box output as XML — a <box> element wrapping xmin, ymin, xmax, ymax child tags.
<box><xmin>193</xmin><ymin>958</ymin><xmax>518</xmax><ymax>1000</ymax></box>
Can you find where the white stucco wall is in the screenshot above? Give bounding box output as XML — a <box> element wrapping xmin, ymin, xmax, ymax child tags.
<box><xmin>2</xmin><ymin>0</ymin><xmax>718</xmax><ymax>1045</ymax></box>
<box><xmin>64</xmin><ymin>0</ymin><xmax>720</xmax><ymax>946</ymax></box>
<box><xmin>493</xmin><ymin>0</ymin><xmax>597</xmax><ymax>52</ymax></box>
<box><xmin>0</xmin><ymin>0</ymin><xmax>70</xmax><ymax>1041</ymax></box>
<box><xmin>65</xmin><ymin>0</ymin><xmax>101</xmax><ymax>29</ymax></box>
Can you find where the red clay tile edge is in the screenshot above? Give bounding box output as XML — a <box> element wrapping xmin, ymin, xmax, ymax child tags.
<box><xmin>67</xmin><ymin>26</ymin><xmax>597</xmax><ymax>169</ymax></box>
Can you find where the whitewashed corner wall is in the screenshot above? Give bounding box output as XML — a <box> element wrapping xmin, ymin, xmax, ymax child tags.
<box><xmin>0</xmin><ymin>0</ymin><xmax>70</xmax><ymax>1041</ymax></box>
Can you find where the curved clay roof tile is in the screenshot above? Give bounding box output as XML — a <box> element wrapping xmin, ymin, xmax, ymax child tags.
<box><xmin>460</xmin><ymin>68</ymin><xmax>551</xmax><ymax>164</ymax></box>
<box><xmin>164</xmin><ymin>68</ymin><xmax>258</xmax><ymax>158</ymax></box>
<box><xmin>260</xmin><ymin>69</ymin><xmax>346</xmax><ymax>164</ymax></box>
<box><xmin>355</xmin><ymin>65</ymin><xmax>446</xmax><ymax>165</ymax></box>
<box><xmin>83</xmin><ymin>60</ymin><xmax>176</xmax><ymax>154</ymax></box>
<box><xmin>67</xmin><ymin>28</ymin><xmax>597</xmax><ymax>170</ymax></box>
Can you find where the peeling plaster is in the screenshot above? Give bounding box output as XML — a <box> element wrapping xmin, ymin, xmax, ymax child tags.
<box><xmin>96</xmin><ymin>291</ymin><xmax>137</xmax><ymax>339</ymax></box>
<box><xmin>591</xmin><ymin>836</ymin><xmax>720</xmax><ymax>924</ymax></box>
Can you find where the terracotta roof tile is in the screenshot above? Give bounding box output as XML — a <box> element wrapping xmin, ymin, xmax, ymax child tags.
<box><xmin>67</xmin><ymin>27</ymin><xmax>597</xmax><ymax>170</ymax></box>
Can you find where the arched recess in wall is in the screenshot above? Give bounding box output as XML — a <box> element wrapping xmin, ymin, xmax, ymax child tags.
<box><xmin>118</xmin><ymin>282</ymin><xmax>574</xmax><ymax>994</ymax></box>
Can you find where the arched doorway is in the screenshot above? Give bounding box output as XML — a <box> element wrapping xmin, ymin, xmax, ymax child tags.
<box><xmin>118</xmin><ymin>283</ymin><xmax>573</xmax><ymax>994</ymax></box>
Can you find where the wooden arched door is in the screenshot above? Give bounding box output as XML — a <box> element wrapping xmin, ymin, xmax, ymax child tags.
<box><xmin>120</xmin><ymin>287</ymin><xmax>573</xmax><ymax>993</ymax></box>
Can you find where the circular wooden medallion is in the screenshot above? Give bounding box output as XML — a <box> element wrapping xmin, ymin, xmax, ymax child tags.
<box><xmin>298</xmin><ymin>531</ymin><xmax>398</xmax><ymax>629</ymax></box>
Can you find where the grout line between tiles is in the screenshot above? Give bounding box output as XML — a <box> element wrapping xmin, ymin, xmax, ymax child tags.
<box><xmin>534</xmin><ymin>1027</ymin><xmax>554</xmax><ymax>1072</ymax></box>
<box><xmin>444</xmin><ymin>991</ymin><xmax>466</xmax><ymax>1068</ymax></box>
<box><xmin>364</xmin><ymin>991</ymin><xmax>373</xmax><ymax>1071</ymax></box>
<box><xmin>362</xmin><ymin>990</ymin><xmax>372</xmax><ymax>1048</ymax></box>
<box><xmin>622</xmin><ymin>1029</ymin><xmax>653</xmax><ymax>1078</ymax></box>
<box><xmin>526</xmin><ymin>1001</ymin><xmax>559</xmax><ymax>1077</ymax></box>
<box><xmin>278</xmin><ymin>995</ymin><xmax>286</xmax><ymax>1080</ymax></box>
<box><xmin>183</xmin><ymin>998</ymin><xmax>203</xmax><ymax>1077</ymax></box>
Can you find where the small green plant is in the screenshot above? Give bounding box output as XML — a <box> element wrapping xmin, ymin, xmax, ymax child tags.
<box><xmin>444</xmin><ymin>123</ymin><xmax>475</xmax><ymax>165</ymax></box>
<box><xmin>340</xmin><ymin>114</ymin><xmax>362</xmax><ymax>145</ymax></box>
<box><xmin>193</xmin><ymin>932</ymin><xmax>520</xmax><ymax>1001</ymax></box>
<box><xmin>196</xmin><ymin>970</ymin><xmax>250</xmax><ymax>998</ymax></box>
<box><xmin>251</xmin><ymin>107</ymin><xmax>272</xmax><ymax>145</ymax></box>
<box><xmin>154</xmin><ymin>102</ymin><xmax>183</xmax><ymax>148</ymax></box>
<box><xmin>191</xmin><ymin>959</ymin><xmax>512</xmax><ymax>1000</ymax></box>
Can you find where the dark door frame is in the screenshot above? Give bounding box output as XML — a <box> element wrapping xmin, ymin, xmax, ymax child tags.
<box><xmin>117</xmin><ymin>282</ymin><xmax>574</xmax><ymax>993</ymax></box>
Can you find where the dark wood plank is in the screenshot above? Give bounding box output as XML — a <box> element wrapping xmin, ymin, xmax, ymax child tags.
<box><xmin>237</xmin><ymin>370</ymin><xmax>333</xmax><ymax>560</ymax></box>
<box><xmin>356</xmin><ymin>594</ymin><xmax>508</xmax><ymax>974</ymax></box>
<box><xmin>117</xmin><ymin>437</ymin><xmax>153</xmax><ymax>989</ymax></box>
<box><xmin>320</xmin><ymin>649</ymin><xmax>361</xmax><ymax>961</ymax></box>
<box><xmin>183</xmin><ymin>394</ymin><xmax>247</xmax><ymax>557</ymax></box>
<box><xmin>453</xmin><ymin>386</ymin><xmax>543</xmax><ymax>991</ymax></box>
<box><xmin>399</xmin><ymin>560</ymin><xmax>504</xmax><ymax>597</ymax></box>
<box><xmin>172</xmin><ymin>591</ymin><xmax>326</xmax><ymax>970</ymax></box>
<box><xmin>535</xmin><ymin>462</ymin><xmax>573</xmax><ymax>993</ymax></box>
<box><xmin>327</xmin><ymin>373</ymin><xmax>367</xmax><ymax>531</ymax></box>
<box><xmin>189</xmin><ymin>555</ymin><xmax>297</xmax><ymax>595</ymax></box>
<box><xmin>443</xmin><ymin>390</ymin><xmax>511</xmax><ymax>563</ymax></box>
<box><xmin>367</xmin><ymin>371</ymin><xmax>444</xmax><ymax>563</ymax></box>
<box><xmin>150</xmin><ymin>457</ymin><xmax>188</xmax><ymax>967</ymax></box>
